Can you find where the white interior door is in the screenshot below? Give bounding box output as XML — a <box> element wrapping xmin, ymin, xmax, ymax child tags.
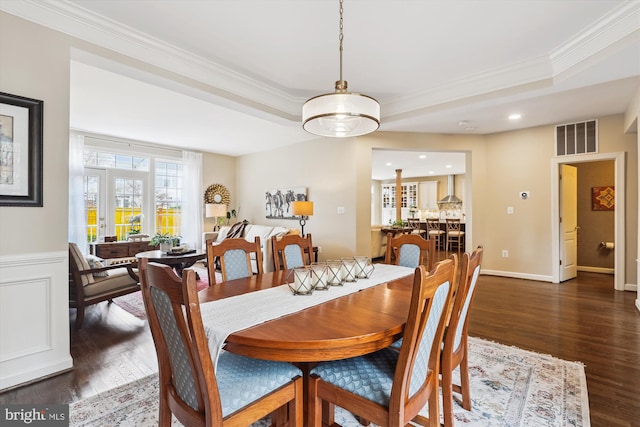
<box><xmin>560</xmin><ymin>164</ymin><xmax>578</xmax><ymax>281</ymax></box>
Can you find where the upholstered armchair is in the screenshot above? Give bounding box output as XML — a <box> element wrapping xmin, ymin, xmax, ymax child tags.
<box><xmin>68</xmin><ymin>242</ymin><xmax>140</xmax><ymax>330</ymax></box>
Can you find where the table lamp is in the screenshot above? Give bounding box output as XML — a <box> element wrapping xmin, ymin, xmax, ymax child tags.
<box><xmin>205</xmin><ymin>203</ymin><xmax>227</xmax><ymax>231</ymax></box>
<box><xmin>291</xmin><ymin>201</ymin><xmax>313</xmax><ymax>237</ymax></box>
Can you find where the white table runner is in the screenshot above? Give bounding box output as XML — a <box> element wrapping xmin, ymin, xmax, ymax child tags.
<box><xmin>199</xmin><ymin>263</ymin><xmax>414</xmax><ymax>370</ymax></box>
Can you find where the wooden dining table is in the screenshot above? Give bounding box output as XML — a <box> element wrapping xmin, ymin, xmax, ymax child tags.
<box><xmin>197</xmin><ymin>266</ymin><xmax>415</xmax><ymax>425</ymax></box>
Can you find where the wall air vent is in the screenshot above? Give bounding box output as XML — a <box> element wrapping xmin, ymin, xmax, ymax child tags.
<box><xmin>555</xmin><ymin>119</ymin><xmax>597</xmax><ymax>156</ymax></box>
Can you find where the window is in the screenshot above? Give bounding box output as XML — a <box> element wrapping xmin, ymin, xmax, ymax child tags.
<box><xmin>82</xmin><ymin>147</ymin><xmax>183</xmax><ymax>242</ymax></box>
<box><xmin>155</xmin><ymin>161</ymin><xmax>183</xmax><ymax>237</ymax></box>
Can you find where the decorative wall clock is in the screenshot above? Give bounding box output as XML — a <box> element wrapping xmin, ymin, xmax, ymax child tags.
<box><xmin>204</xmin><ymin>183</ymin><xmax>230</xmax><ymax>205</ymax></box>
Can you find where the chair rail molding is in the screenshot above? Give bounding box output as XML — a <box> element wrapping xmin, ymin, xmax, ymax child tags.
<box><xmin>0</xmin><ymin>250</ymin><xmax>72</xmax><ymax>390</ymax></box>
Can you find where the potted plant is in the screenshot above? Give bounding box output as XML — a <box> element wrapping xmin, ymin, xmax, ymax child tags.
<box><xmin>225</xmin><ymin>208</ymin><xmax>238</xmax><ymax>225</ymax></box>
<box><xmin>150</xmin><ymin>232</ymin><xmax>180</xmax><ymax>252</ymax></box>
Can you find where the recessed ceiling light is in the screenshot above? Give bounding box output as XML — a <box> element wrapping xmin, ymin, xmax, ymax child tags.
<box><xmin>446</xmin><ymin>164</ymin><xmax>452</xmax><ymax>168</ymax></box>
<box><xmin>385</xmin><ymin>162</ymin><xmax>392</xmax><ymax>166</ymax></box>
<box><xmin>419</xmin><ymin>155</ymin><xmax>426</xmax><ymax>159</ymax></box>
<box><xmin>509</xmin><ymin>113</ymin><xmax>521</xmax><ymax>120</ymax></box>
<box><xmin>429</xmin><ymin>171</ymin><xmax>435</xmax><ymax>174</ymax></box>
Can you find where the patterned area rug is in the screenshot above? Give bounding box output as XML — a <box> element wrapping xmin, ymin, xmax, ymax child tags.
<box><xmin>112</xmin><ymin>266</ymin><xmax>211</xmax><ymax>319</ymax></box>
<box><xmin>69</xmin><ymin>337</ymin><xmax>590</xmax><ymax>426</ymax></box>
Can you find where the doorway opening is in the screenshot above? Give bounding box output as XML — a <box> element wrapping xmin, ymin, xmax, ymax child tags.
<box><xmin>551</xmin><ymin>152</ymin><xmax>625</xmax><ymax>290</ymax></box>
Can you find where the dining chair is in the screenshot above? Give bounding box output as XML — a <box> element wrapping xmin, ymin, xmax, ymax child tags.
<box><xmin>384</xmin><ymin>232</ymin><xmax>437</xmax><ymax>271</ymax></box>
<box><xmin>445</xmin><ymin>218</ymin><xmax>465</xmax><ymax>255</ymax></box>
<box><xmin>308</xmin><ymin>258</ymin><xmax>456</xmax><ymax>427</ymax></box>
<box><xmin>441</xmin><ymin>246</ymin><xmax>483</xmax><ymax>427</ymax></box>
<box><xmin>138</xmin><ymin>258</ymin><xmax>303</xmax><ymax>427</ymax></box>
<box><xmin>426</xmin><ymin>218</ymin><xmax>445</xmax><ymax>250</ymax></box>
<box><xmin>271</xmin><ymin>233</ymin><xmax>313</xmax><ymax>271</ymax></box>
<box><xmin>206</xmin><ymin>236</ymin><xmax>263</xmax><ymax>285</ymax></box>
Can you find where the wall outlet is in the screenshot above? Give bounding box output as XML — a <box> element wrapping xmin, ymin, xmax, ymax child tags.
<box><xmin>502</xmin><ymin>250</ymin><xmax>509</xmax><ymax>257</ymax></box>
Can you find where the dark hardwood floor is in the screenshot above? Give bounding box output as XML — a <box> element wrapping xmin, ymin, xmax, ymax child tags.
<box><xmin>1</xmin><ymin>261</ymin><xmax>638</xmax><ymax>426</ymax></box>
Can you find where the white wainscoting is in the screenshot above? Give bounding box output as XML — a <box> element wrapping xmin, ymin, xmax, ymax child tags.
<box><xmin>0</xmin><ymin>251</ymin><xmax>72</xmax><ymax>390</ymax></box>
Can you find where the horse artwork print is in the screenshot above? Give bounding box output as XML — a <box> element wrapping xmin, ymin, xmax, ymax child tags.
<box><xmin>265</xmin><ymin>187</ymin><xmax>307</xmax><ymax>219</ymax></box>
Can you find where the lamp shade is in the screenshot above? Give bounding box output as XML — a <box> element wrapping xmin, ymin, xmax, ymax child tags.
<box><xmin>302</xmin><ymin>92</ymin><xmax>380</xmax><ymax>137</ymax></box>
<box><xmin>206</xmin><ymin>203</ymin><xmax>227</xmax><ymax>218</ymax></box>
<box><xmin>291</xmin><ymin>201</ymin><xmax>314</xmax><ymax>217</ymax></box>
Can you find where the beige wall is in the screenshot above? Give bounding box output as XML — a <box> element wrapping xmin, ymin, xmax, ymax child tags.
<box><xmin>0</xmin><ymin>13</ymin><xmax>71</xmax><ymax>256</ymax></box>
<box><xmin>237</xmin><ymin>139</ymin><xmax>358</xmax><ymax>259</ymax></box>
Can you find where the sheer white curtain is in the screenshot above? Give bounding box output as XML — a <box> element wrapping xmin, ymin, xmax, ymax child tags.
<box><xmin>68</xmin><ymin>133</ymin><xmax>87</xmax><ymax>254</ymax></box>
<box><xmin>181</xmin><ymin>151</ymin><xmax>203</xmax><ymax>249</ymax></box>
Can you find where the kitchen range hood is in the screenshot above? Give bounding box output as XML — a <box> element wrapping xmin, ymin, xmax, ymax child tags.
<box><xmin>438</xmin><ymin>175</ymin><xmax>462</xmax><ymax>208</ymax></box>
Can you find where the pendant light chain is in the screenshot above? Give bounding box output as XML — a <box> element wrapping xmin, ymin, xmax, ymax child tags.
<box><xmin>339</xmin><ymin>0</ymin><xmax>344</xmax><ymax>84</ymax></box>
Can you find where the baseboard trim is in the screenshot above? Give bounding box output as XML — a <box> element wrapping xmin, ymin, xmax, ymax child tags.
<box><xmin>480</xmin><ymin>269</ymin><xmax>553</xmax><ymax>283</ymax></box>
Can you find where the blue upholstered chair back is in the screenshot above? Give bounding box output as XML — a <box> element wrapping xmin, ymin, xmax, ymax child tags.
<box><xmin>397</xmin><ymin>243</ymin><xmax>421</xmax><ymax>268</ymax></box>
<box><xmin>408</xmin><ymin>278</ymin><xmax>451</xmax><ymax>397</ymax></box>
<box><xmin>223</xmin><ymin>249</ymin><xmax>252</xmax><ymax>281</ymax></box>
<box><xmin>283</xmin><ymin>244</ymin><xmax>304</xmax><ymax>269</ymax></box>
<box><xmin>150</xmin><ymin>286</ymin><xmax>199</xmax><ymax>410</ymax></box>
<box><xmin>453</xmin><ymin>263</ymin><xmax>481</xmax><ymax>349</ymax></box>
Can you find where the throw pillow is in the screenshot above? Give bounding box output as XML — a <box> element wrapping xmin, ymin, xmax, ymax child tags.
<box><xmin>214</xmin><ymin>220</ymin><xmax>250</xmax><ymax>270</ymax></box>
<box><xmin>85</xmin><ymin>254</ymin><xmax>109</xmax><ymax>277</ymax></box>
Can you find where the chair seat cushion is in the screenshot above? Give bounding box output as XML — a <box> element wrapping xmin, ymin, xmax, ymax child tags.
<box><xmin>428</xmin><ymin>230</ymin><xmax>445</xmax><ymax>235</ymax></box>
<box><xmin>448</xmin><ymin>231</ymin><xmax>465</xmax><ymax>237</ymax></box>
<box><xmin>216</xmin><ymin>351</ymin><xmax>302</xmax><ymax>417</ymax></box>
<box><xmin>310</xmin><ymin>348</ymin><xmax>399</xmax><ymax>406</ymax></box>
<box><xmin>84</xmin><ymin>270</ymin><xmax>138</xmax><ymax>297</ymax></box>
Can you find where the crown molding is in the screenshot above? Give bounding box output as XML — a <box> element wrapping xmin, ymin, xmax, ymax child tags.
<box><xmin>383</xmin><ymin>55</ymin><xmax>553</xmax><ymax>118</ymax></box>
<box><xmin>0</xmin><ymin>0</ymin><xmax>301</xmax><ymax>118</ymax></box>
<box><xmin>2</xmin><ymin>0</ymin><xmax>636</xmax><ymax>124</ymax></box>
<box><xmin>550</xmin><ymin>0</ymin><xmax>640</xmax><ymax>76</ymax></box>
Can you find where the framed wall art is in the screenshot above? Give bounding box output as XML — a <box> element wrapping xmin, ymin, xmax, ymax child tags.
<box><xmin>591</xmin><ymin>186</ymin><xmax>614</xmax><ymax>211</ymax></box>
<box><xmin>0</xmin><ymin>92</ymin><xmax>43</xmax><ymax>207</ymax></box>
<box><xmin>265</xmin><ymin>187</ymin><xmax>307</xmax><ymax>219</ymax></box>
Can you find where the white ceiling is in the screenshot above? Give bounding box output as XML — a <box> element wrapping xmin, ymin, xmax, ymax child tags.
<box><xmin>2</xmin><ymin>0</ymin><xmax>639</xmax><ymax>178</ymax></box>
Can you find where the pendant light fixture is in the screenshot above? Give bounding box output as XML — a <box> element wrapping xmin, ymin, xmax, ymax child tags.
<box><xmin>302</xmin><ymin>0</ymin><xmax>380</xmax><ymax>138</ymax></box>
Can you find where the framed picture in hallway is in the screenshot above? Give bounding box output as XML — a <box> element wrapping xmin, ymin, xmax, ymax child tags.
<box><xmin>0</xmin><ymin>92</ymin><xmax>43</xmax><ymax>207</ymax></box>
<box><xmin>591</xmin><ymin>186</ymin><xmax>614</xmax><ymax>211</ymax></box>
<box><xmin>265</xmin><ymin>187</ymin><xmax>307</xmax><ymax>219</ymax></box>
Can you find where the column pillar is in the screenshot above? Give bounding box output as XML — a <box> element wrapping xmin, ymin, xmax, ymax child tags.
<box><xmin>395</xmin><ymin>169</ymin><xmax>402</xmax><ymax>222</ymax></box>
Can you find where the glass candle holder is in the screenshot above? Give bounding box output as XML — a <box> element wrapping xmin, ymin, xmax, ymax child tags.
<box><xmin>341</xmin><ymin>258</ymin><xmax>358</xmax><ymax>283</ymax></box>
<box><xmin>311</xmin><ymin>262</ymin><xmax>329</xmax><ymax>291</ymax></box>
<box><xmin>287</xmin><ymin>267</ymin><xmax>314</xmax><ymax>295</ymax></box>
<box><xmin>354</xmin><ymin>255</ymin><xmax>375</xmax><ymax>279</ymax></box>
<box><xmin>327</xmin><ymin>260</ymin><xmax>344</xmax><ymax>286</ymax></box>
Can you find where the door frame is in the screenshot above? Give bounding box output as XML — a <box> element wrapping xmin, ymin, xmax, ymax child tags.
<box><xmin>551</xmin><ymin>152</ymin><xmax>625</xmax><ymax>290</ymax></box>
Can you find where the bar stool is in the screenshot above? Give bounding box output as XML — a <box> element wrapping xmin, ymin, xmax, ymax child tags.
<box><xmin>446</xmin><ymin>218</ymin><xmax>465</xmax><ymax>255</ymax></box>
<box><xmin>427</xmin><ymin>218</ymin><xmax>445</xmax><ymax>250</ymax></box>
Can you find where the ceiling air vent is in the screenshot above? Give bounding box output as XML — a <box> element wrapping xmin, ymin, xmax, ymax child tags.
<box><xmin>555</xmin><ymin>120</ymin><xmax>597</xmax><ymax>156</ymax></box>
